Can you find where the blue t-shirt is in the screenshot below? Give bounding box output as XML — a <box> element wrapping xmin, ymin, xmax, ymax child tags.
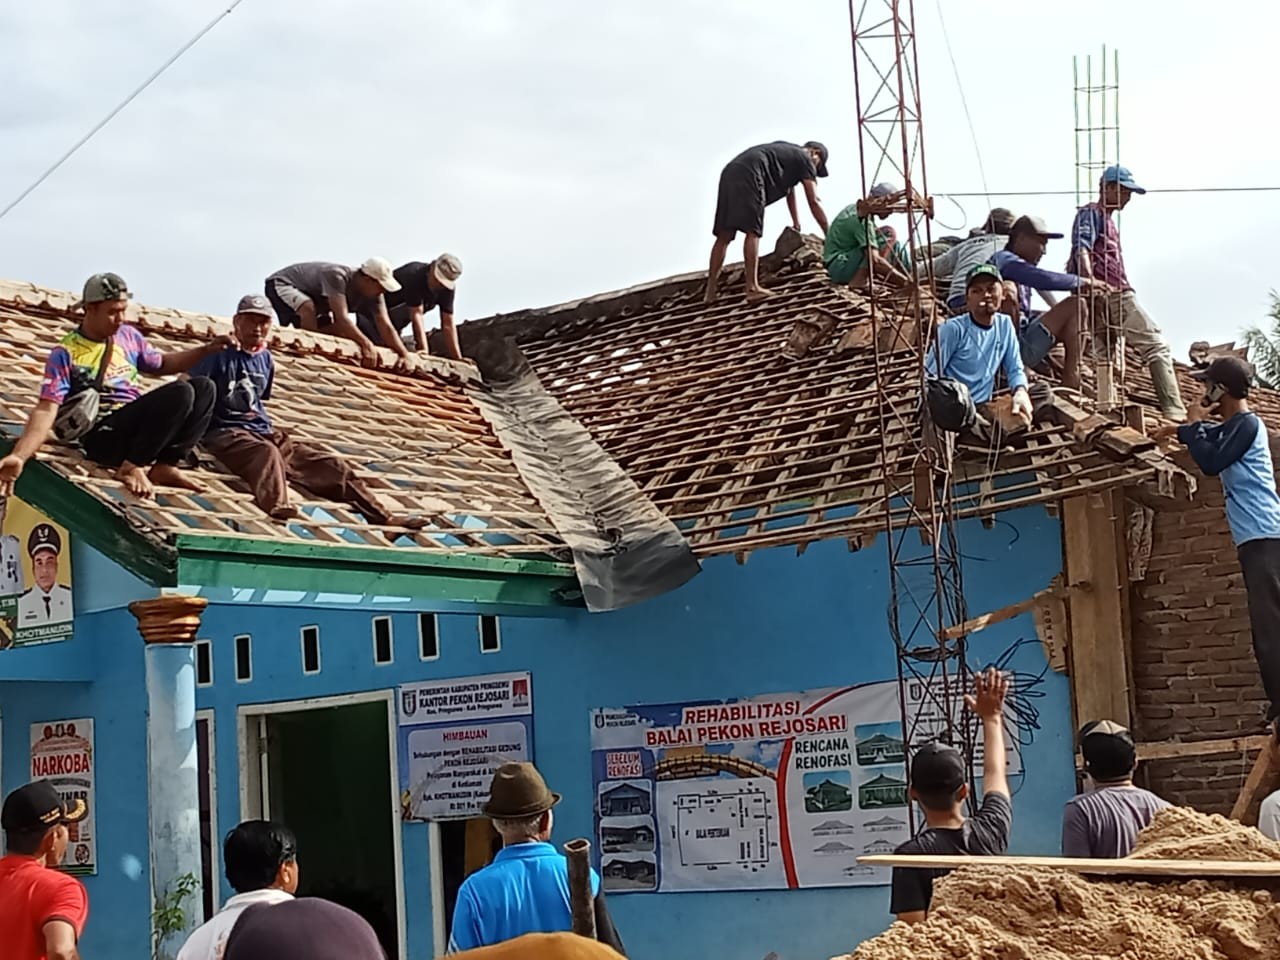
<box><xmin>447</xmin><ymin>842</ymin><xmax>601</xmax><ymax>953</ymax></box>
<box><xmin>188</xmin><ymin>348</ymin><xmax>275</xmax><ymax>435</ymax></box>
<box><xmin>924</xmin><ymin>313</ymin><xmax>1028</xmax><ymax>405</ymax></box>
<box><xmin>1178</xmin><ymin>412</ymin><xmax>1280</xmax><ymax>546</ymax></box>
<box><xmin>990</xmin><ymin>249</ymin><xmax>1083</xmax><ymax>326</ymax></box>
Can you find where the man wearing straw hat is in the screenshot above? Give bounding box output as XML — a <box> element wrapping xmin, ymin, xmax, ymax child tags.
<box><xmin>448</xmin><ymin>763</ymin><xmax>625</xmax><ymax>955</ymax></box>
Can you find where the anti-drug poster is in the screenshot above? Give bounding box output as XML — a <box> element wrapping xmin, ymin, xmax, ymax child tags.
<box><xmin>589</xmin><ymin>678</ymin><xmax>1017</xmax><ymax>893</ymax></box>
<box><xmin>397</xmin><ymin>671</ymin><xmax>534</xmax><ymax>821</ymax></box>
<box><xmin>1</xmin><ymin>497</ymin><xmax>74</xmax><ymax>649</ymax></box>
<box><xmin>30</xmin><ymin>719</ymin><xmax>96</xmax><ymax>876</ymax></box>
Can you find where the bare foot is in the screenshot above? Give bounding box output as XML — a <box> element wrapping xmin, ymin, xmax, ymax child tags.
<box><xmin>703</xmin><ymin>282</ymin><xmax>719</xmax><ymax>304</ymax></box>
<box><xmin>745</xmin><ymin>287</ymin><xmax>774</xmax><ymax>303</ymax></box>
<box><xmin>116</xmin><ymin>462</ymin><xmax>155</xmax><ymax>498</ymax></box>
<box><xmin>148</xmin><ymin>463</ymin><xmax>203</xmax><ymax>492</ymax></box>
<box><xmin>269</xmin><ymin>505</ymin><xmax>300</xmax><ymax>522</ymax></box>
<box><xmin>385</xmin><ymin>513</ymin><xmax>429</xmax><ymax>530</ymax></box>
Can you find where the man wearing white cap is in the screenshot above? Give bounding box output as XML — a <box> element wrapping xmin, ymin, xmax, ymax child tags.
<box><xmin>361</xmin><ymin>254</ymin><xmax>464</xmax><ymax>360</ymax></box>
<box><xmin>263</xmin><ymin>258</ymin><xmax>406</xmax><ymax>365</ymax></box>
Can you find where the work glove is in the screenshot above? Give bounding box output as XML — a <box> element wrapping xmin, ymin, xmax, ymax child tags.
<box><xmin>1011</xmin><ymin>387</ymin><xmax>1033</xmax><ymax>422</ymax></box>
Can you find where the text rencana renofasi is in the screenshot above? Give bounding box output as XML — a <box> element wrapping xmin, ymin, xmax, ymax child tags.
<box><xmin>644</xmin><ymin>701</ymin><xmax>848</xmax><ymax>748</ymax></box>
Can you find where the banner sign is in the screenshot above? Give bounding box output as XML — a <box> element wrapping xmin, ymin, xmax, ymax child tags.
<box><xmin>30</xmin><ymin>719</ymin><xmax>96</xmax><ymax>876</ymax></box>
<box><xmin>589</xmin><ymin>678</ymin><xmax>1015</xmax><ymax>893</ymax></box>
<box><xmin>1</xmin><ymin>497</ymin><xmax>74</xmax><ymax>649</ymax></box>
<box><xmin>397</xmin><ymin>671</ymin><xmax>534</xmax><ymax>821</ymax></box>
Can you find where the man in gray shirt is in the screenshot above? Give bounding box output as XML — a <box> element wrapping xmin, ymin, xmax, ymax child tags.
<box><xmin>929</xmin><ymin>208</ymin><xmax>1016</xmax><ymax>315</ymax></box>
<box><xmin>1062</xmin><ymin>720</ymin><xmax>1169</xmax><ymax>858</ymax></box>
<box><xmin>264</xmin><ymin>257</ymin><xmax>407</xmax><ymax>365</ymax></box>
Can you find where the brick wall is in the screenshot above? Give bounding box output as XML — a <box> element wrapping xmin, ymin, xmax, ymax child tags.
<box><xmin>1129</xmin><ymin>449</ymin><xmax>1269</xmax><ymax>806</ymax></box>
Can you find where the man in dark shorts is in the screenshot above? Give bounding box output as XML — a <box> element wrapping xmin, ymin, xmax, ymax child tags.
<box><xmin>357</xmin><ymin>254</ymin><xmax>463</xmax><ymax>360</ymax></box>
<box><xmin>890</xmin><ymin>668</ymin><xmax>1012</xmax><ymax>923</ymax></box>
<box><xmin>263</xmin><ymin>258</ymin><xmax>405</xmax><ymax>365</ymax></box>
<box><xmin>705</xmin><ymin>140</ymin><xmax>831</xmax><ymax>304</ymax></box>
<box><xmin>1062</xmin><ymin>720</ymin><xmax>1168</xmax><ymax>858</ymax></box>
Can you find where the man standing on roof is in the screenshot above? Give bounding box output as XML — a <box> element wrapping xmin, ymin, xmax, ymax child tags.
<box><xmin>264</xmin><ymin>258</ymin><xmax>406</xmax><ymax>366</ymax></box>
<box><xmin>705</xmin><ymin>140</ymin><xmax>831</xmax><ymax>304</ymax></box>
<box><xmin>190</xmin><ymin>295</ymin><xmax>427</xmax><ymax>529</ymax></box>
<box><xmin>930</xmin><ymin>208</ymin><xmax>1017</xmax><ymax>314</ymax></box>
<box><xmin>1156</xmin><ymin>357</ymin><xmax>1280</xmax><ymax>728</ymax></box>
<box><xmin>0</xmin><ymin>273</ymin><xmax>227</xmax><ymax>500</ymax></box>
<box><xmin>890</xmin><ymin>669</ymin><xmax>1011</xmax><ymax>923</ymax></box>
<box><xmin>991</xmin><ymin>215</ymin><xmax>1112</xmax><ymax>393</ymax></box>
<box><xmin>1062</xmin><ymin>720</ymin><xmax>1168</xmax><ymax>858</ymax></box>
<box><xmin>824</xmin><ymin>183</ymin><xmax>913</xmax><ymax>290</ymax></box>
<box><xmin>16</xmin><ymin>525</ymin><xmax>72</xmax><ymax>629</ymax></box>
<box><xmin>0</xmin><ymin>779</ymin><xmax>91</xmax><ymax>960</ymax></box>
<box><xmin>925</xmin><ymin>265</ymin><xmax>1037</xmax><ymax>429</ymax></box>
<box><xmin>358</xmin><ymin>255</ymin><xmax>464</xmax><ymax>360</ymax></box>
<box><xmin>1069</xmin><ymin>165</ymin><xmax>1186</xmax><ymax>420</ymax></box>
<box><xmin>449</xmin><ymin>763</ymin><xmax>625</xmax><ymax>955</ymax></box>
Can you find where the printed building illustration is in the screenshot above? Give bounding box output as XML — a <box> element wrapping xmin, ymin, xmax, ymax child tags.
<box><xmin>600</xmin><ymin>782</ymin><xmax>653</xmax><ymax>817</ymax></box>
<box><xmin>858</xmin><ymin>773</ymin><xmax>908</xmax><ymax>809</ymax></box>
<box><xmin>805</xmin><ymin>778</ymin><xmax>853</xmax><ymax>813</ymax></box>
<box><xmin>855</xmin><ymin>732</ymin><xmax>905</xmax><ymax>765</ymax></box>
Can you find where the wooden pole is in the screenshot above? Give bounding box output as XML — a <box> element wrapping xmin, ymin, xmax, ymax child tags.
<box><xmin>564</xmin><ymin>838</ymin><xmax>597</xmax><ymax>940</ymax></box>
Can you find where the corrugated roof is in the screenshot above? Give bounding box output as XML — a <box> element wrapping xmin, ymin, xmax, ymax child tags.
<box><xmin>459</xmin><ymin>230</ymin><xmax>1191</xmax><ymax>557</ymax></box>
<box><xmin>0</xmin><ymin>279</ymin><xmax>568</xmax><ymax>560</ymax></box>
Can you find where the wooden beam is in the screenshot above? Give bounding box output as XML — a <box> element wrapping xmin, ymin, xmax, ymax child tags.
<box><xmin>1136</xmin><ymin>735</ymin><xmax>1270</xmax><ymax>762</ymax></box>
<box><xmin>1063</xmin><ymin>490</ymin><xmax>1132</xmax><ymax>728</ymax></box>
<box><xmin>1231</xmin><ymin>745</ymin><xmax>1278</xmax><ymax>824</ymax></box>
<box><xmin>857</xmin><ymin>853</ymin><xmax>1280</xmax><ymax>878</ymax></box>
<box><xmin>938</xmin><ymin>583</ymin><xmax>1071</xmax><ymax>641</ymax></box>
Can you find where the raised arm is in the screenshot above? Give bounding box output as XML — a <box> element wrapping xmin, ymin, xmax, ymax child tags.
<box><xmin>801</xmin><ymin>180</ymin><xmax>829</xmax><ymax>235</ymax></box>
<box><xmin>157</xmin><ymin>335</ymin><xmax>237</xmax><ymax>375</ymax></box>
<box><xmin>1176</xmin><ymin>414</ymin><xmax>1258</xmax><ymax>476</ymax></box>
<box><xmin>965</xmin><ymin>667</ymin><xmax>1010</xmax><ymax>798</ymax></box>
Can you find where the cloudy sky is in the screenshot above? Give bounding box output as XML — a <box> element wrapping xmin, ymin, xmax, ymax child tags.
<box><xmin>1</xmin><ymin>0</ymin><xmax>1276</xmax><ymax>358</ymax></box>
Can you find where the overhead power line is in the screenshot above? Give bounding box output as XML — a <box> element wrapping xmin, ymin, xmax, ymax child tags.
<box><xmin>938</xmin><ymin>186</ymin><xmax>1280</xmax><ymax>199</ymax></box>
<box><xmin>0</xmin><ymin>0</ymin><xmax>248</xmax><ymax>224</ymax></box>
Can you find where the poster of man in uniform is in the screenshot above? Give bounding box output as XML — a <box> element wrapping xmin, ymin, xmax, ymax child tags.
<box><xmin>589</xmin><ymin>678</ymin><xmax>1018</xmax><ymax>894</ymax></box>
<box><xmin>0</xmin><ymin>496</ymin><xmax>74</xmax><ymax>648</ymax></box>
<box><xmin>397</xmin><ymin>671</ymin><xmax>534</xmax><ymax>821</ymax></box>
<box><xmin>30</xmin><ymin>719</ymin><xmax>97</xmax><ymax>876</ymax></box>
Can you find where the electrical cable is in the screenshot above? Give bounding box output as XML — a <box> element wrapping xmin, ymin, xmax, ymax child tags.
<box><xmin>933</xmin><ymin>0</ymin><xmax>988</xmax><ymax>205</ymax></box>
<box><xmin>0</xmin><ymin>0</ymin><xmax>248</xmax><ymax>224</ymax></box>
<box><xmin>938</xmin><ymin>186</ymin><xmax>1280</xmax><ymax>199</ymax></box>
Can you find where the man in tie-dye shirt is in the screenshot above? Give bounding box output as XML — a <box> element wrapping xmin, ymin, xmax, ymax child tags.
<box><xmin>0</xmin><ymin>272</ymin><xmax>234</xmax><ymax>499</ymax></box>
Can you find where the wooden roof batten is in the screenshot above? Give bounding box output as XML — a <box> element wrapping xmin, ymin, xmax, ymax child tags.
<box><xmin>456</xmin><ymin>228</ymin><xmax>1195</xmax><ymax>559</ymax></box>
<box><xmin>0</xmin><ymin>280</ymin><xmax>578</xmax><ymax>607</ymax></box>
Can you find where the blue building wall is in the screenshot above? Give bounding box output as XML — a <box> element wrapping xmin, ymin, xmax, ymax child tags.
<box><xmin>0</xmin><ymin>505</ymin><xmax>1073</xmax><ymax>960</ymax></box>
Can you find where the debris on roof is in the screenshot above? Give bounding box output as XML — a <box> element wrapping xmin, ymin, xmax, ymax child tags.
<box><xmin>457</xmin><ymin>229</ymin><xmax>1194</xmax><ymax>558</ymax></box>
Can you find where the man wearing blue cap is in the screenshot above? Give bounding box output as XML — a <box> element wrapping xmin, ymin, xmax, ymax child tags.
<box><xmin>1068</xmin><ymin>166</ymin><xmax>1186</xmax><ymax>420</ymax></box>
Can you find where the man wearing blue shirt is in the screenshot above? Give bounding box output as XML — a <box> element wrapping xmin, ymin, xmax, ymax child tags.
<box><xmin>448</xmin><ymin>763</ymin><xmax>625</xmax><ymax>955</ymax></box>
<box><xmin>1158</xmin><ymin>357</ymin><xmax>1280</xmax><ymax>725</ymax></box>
<box><xmin>991</xmin><ymin>216</ymin><xmax>1113</xmax><ymax>393</ymax></box>
<box><xmin>925</xmin><ymin>265</ymin><xmax>1033</xmax><ymax>429</ymax></box>
<box><xmin>191</xmin><ymin>295</ymin><xmax>426</xmax><ymax>529</ymax></box>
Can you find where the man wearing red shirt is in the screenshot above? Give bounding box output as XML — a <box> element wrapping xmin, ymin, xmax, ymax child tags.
<box><xmin>0</xmin><ymin>780</ymin><xmax>90</xmax><ymax>960</ymax></box>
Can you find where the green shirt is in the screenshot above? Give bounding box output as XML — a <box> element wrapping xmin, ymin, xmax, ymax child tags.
<box><xmin>824</xmin><ymin>204</ymin><xmax>877</xmax><ymax>265</ymax></box>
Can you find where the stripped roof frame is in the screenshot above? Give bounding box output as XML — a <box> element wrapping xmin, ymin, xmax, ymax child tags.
<box><xmin>0</xmin><ymin>279</ymin><xmax>569</xmax><ymax>564</ymax></box>
<box><xmin>459</xmin><ymin>230</ymin><xmax>1193</xmax><ymax>558</ymax></box>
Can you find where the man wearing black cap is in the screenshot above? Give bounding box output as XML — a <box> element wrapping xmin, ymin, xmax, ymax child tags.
<box><xmin>0</xmin><ymin>780</ymin><xmax>90</xmax><ymax>960</ymax></box>
<box><xmin>449</xmin><ymin>762</ymin><xmax>624</xmax><ymax>955</ymax></box>
<box><xmin>991</xmin><ymin>215</ymin><xmax>1112</xmax><ymax>393</ymax></box>
<box><xmin>890</xmin><ymin>668</ymin><xmax>1011</xmax><ymax>923</ymax></box>
<box><xmin>224</xmin><ymin>898</ymin><xmax>384</xmax><ymax>960</ymax></box>
<box><xmin>1156</xmin><ymin>357</ymin><xmax>1280</xmax><ymax>726</ymax></box>
<box><xmin>1062</xmin><ymin>720</ymin><xmax>1168</xmax><ymax>858</ymax></box>
<box><xmin>705</xmin><ymin>140</ymin><xmax>831</xmax><ymax>304</ymax></box>
<box><xmin>17</xmin><ymin>523</ymin><xmax>73</xmax><ymax>627</ymax></box>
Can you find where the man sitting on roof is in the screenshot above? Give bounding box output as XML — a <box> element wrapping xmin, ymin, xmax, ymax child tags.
<box><xmin>264</xmin><ymin>258</ymin><xmax>406</xmax><ymax>366</ymax></box>
<box><xmin>190</xmin><ymin>295</ymin><xmax>428</xmax><ymax>530</ymax></box>
<box><xmin>824</xmin><ymin>183</ymin><xmax>914</xmax><ymax>290</ymax></box>
<box><xmin>0</xmin><ymin>272</ymin><xmax>227</xmax><ymax>499</ymax></box>
<box><xmin>705</xmin><ymin>140</ymin><xmax>831</xmax><ymax>304</ymax></box>
<box><xmin>357</xmin><ymin>255</ymin><xmax>464</xmax><ymax>360</ymax></box>
<box><xmin>990</xmin><ymin>215</ymin><xmax>1114</xmax><ymax>394</ymax></box>
<box><xmin>929</xmin><ymin>208</ymin><xmax>1016</xmax><ymax>315</ymax></box>
<box><xmin>924</xmin><ymin>265</ymin><xmax>1039</xmax><ymax>433</ymax></box>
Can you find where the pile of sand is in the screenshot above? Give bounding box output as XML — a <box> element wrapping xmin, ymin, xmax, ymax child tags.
<box><xmin>843</xmin><ymin>808</ymin><xmax>1280</xmax><ymax>960</ymax></box>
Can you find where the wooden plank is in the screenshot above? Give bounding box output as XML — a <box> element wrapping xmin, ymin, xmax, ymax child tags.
<box><xmin>1137</xmin><ymin>734</ymin><xmax>1270</xmax><ymax>762</ymax></box>
<box><xmin>938</xmin><ymin>585</ymin><xmax>1066</xmax><ymax>641</ymax></box>
<box><xmin>1063</xmin><ymin>490</ymin><xmax>1132</xmax><ymax>728</ymax></box>
<box><xmin>1231</xmin><ymin>746</ymin><xmax>1277</xmax><ymax>824</ymax></box>
<box><xmin>857</xmin><ymin>853</ymin><xmax>1280</xmax><ymax>877</ymax></box>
